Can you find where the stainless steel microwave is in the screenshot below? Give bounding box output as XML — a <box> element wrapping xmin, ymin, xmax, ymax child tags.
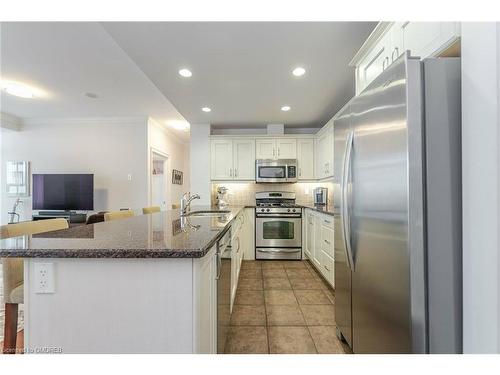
<box><xmin>255</xmin><ymin>159</ymin><xmax>298</xmax><ymax>183</ymax></box>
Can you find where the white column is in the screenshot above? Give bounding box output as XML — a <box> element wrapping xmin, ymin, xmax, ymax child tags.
<box><xmin>189</xmin><ymin>123</ymin><xmax>211</xmax><ymax>205</ymax></box>
<box><xmin>462</xmin><ymin>22</ymin><xmax>500</xmax><ymax>353</ymax></box>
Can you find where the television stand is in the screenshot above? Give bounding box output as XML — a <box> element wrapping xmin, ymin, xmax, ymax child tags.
<box><xmin>33</xmin><ymin>211</ymin><xmax>87</xmax><ymax>224</ymax></box>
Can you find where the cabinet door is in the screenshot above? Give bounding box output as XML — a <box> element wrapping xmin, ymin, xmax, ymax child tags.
<box><xmin>305</xmin><ymin>212</ymin><xmax>315</xmax><ymax>260</ymax></box>
<box><xmin>324</xmin><ymin>127</ymin><xmax>334</xmax><ymax>177</ymax></box>
<box><xmin>313</xmin><ymin>215</ymin><xmax>322</xmax><ymax>267</ymax></box>
<box><xmin>276</xmin><ymin>138</ymin><xmax>297</xmax><ymax>159</ymax></box>
<box><xmin>233</xmin><ymin>139</ymin><xmax>256</xmax><ymax>180</ymax></box>
<box><xmin>357</xmin><ymin>32</ymin><xmax>391</xmax><ymax>93</ymax></box>
<box><xmin>255</xmin><ymin>139</ymin><xmax>276</xmax><ymax>159</ymax></box>
<box><xmin>211</xmin><ymin>139</ymin><xmax>233</xmax><ymax>180</ymax></box>
<box><xmin>193</xmin><ymin>247</ymin><xmax>217</xmax><ymax>353</ymax></box>
<box><xmin>400</xmin><ymin>22</ymin><xmax>460</xmax><ymax>59</ymax></box>
<box><xmin>316</xmin><ymin>126</ymin><xmax>334</xmax><ymax>179</ymax></box>
<box><xmin>297</xmin><ymin>139</ymin><xmax>315</xmax><ymax>180</ymax></box>
<box><xmin>315</xmin><ymin>137</ymin><xmax>324</xmax><ymax>179</ymax></box>
<box><xmin>320</xmin><ymin>250</ymin><xmax>335</xmax><ymax>288</ymax></box>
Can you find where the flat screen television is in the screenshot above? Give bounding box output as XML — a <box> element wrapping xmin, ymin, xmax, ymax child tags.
<box><xmin>32</xmin><ymin>174</ymin><xmax>94</xmax><ymax>211</ymax></box>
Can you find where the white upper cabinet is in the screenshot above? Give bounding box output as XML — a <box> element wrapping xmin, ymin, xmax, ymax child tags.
<box><xmin>256</xmin><ymin>138</ymin><xmax>296</xmax><ymax>159</ymax></box>
<box><xmin>255</xmin><ymin>139</ymin><xmax>276</xmax><ymax>159</ymax></box>
<box><xmin>398</xmin><ymin>22</ymin><xmax>460</xmax><ymax>60</ymax></box>
<box><xmin>233</xmin><ymin>139</ymin><xmax>256</xmax><ymax>180</ymax></box>
<box><xmin>315</xmin><ymin>123</ymin><xmax>334</xmax><ymax>179</ymax></box>
<box><xmin>210</xmin><ymin>139</ymin><xmax>233</xmax><ymax>180</ymax></box>
<box><xmin>210</xmin><ymin>138</ymin><xmax>255</xmax><ymax>181</ymax></box>
<box><xmin>276</xmin><ymin>138</ymin><xmax>297</xmax><ymax>159</ymax></box>
<box><xmin>352</xmin><ymin>22</ymin><xmax>460</xmax><ymax>94</ymax></box>
<box><xmin>297</xmin><ymin>139</ymin><xmax>315</xmax><ymax>180</ymax></box>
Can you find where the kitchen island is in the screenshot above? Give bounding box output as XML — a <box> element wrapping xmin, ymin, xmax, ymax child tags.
<box><xmin>0</xmin><ymin>206</ymin><xmax>245</xmax><ymax>354</ymax></box>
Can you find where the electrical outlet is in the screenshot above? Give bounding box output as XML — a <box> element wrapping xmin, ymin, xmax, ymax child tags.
<box><xmin>34</xmin><ymin>262</ymin><xmax>55</xmax><ymax>294</ymax></box>
<box><xmin>127</xmin><ymin>174</ymin><xmax>132</xmax><ymax>181</ymax></box>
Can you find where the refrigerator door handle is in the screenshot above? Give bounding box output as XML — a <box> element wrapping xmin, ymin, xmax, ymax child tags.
<box><xmin>341</xmin><ymin>131</ymin><xmax>355</xmax><ymax>271</ymax></box>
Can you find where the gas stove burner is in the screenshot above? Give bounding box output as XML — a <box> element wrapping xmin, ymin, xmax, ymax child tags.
<box><xmin>256</xmin><ymin>202</ymin><xmax>299</xmax><ymax>208</ymax></box>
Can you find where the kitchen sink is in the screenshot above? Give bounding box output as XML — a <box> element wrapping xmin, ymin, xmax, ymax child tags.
<box><xmin>184</xmin><ymin>210</ymin><xmax>231</xmax><ymax>217</ymax></box>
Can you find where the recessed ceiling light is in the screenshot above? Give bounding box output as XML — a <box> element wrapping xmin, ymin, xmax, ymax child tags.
<box><xmin>167</xmin><ymin>120</ymin><xmax>190</xmax><ymax>132</ymax></box>
<box><xmin>85</xmin><ymin>92</ymin><xmax>99</xmax><ymax>99</ymax></box>
<box><xmin>281</xmin><ymin>106</ymin><xmax>291</xmax><ymax>112</ymax></box>
<box><xmin>202</xmin><ymin>107</ymin><xmax>211</xmax><ymax>113</ymax></box>
<box><xmin>292</xmin><ymin>67</ymin><xmax>306</xmax><ymax>77</ymax></box>
<box><xmin>178</xmin><ymin>68</ymin><xmax>192</xmax><ymax>78</ymax></box>
<box><xmin>1</xmin><ymin>80</ymin><xmax>39</xmax><ymax>98</ymax></box>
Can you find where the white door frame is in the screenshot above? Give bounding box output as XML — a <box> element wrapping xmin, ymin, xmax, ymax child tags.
<box><xmin>149</xmin><ymin>147</ymin><xmax>170</xmax><ymax>211</ymax></box>
<box><xmin>462</xmin><ymin>22</ymin><xmax>500</xmax><ymax>353</ymax></box>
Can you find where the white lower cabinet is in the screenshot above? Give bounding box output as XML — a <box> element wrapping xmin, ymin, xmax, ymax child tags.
<box><xmin>304</xmin><ymin>209</ymin><xmax>335</xmax><ymax>288</ymax></box>
<box><xmin>230</xmin><ymin>211</ymin><xmax>247</xmax><ymax>310</ymax></box>
<box><xmin>193</xmin><ymin>246</ymin><xmax>218</xmax><ymax>353</ymax></box>
<box><xmin>241</xmin><ymin>208</ymin><xmax>255</xmax><ymax>260</ymax></box>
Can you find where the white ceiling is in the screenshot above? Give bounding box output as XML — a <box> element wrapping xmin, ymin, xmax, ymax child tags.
<box><xmin>1</xmin><ymin>22</ymin><xmax>376</xmax><ymax>137</ymax></box>
<box><xmin>103</xmin><ymin>22</ymin><xmax>376</xmax><ymax>129</ymax></box>
<box><xmin>0</xmin><ymin>22</ymin><xmax>189</xmax><ymax>139</ymax></box>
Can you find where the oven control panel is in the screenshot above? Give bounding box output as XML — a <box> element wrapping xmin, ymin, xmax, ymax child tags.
<box><xmin>287</xmin><ymin>165</ymin><xmax>297</xmax><ymax>179</ymax></box>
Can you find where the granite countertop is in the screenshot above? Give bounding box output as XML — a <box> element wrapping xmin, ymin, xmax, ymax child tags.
<box><xmin>300</xmin><ymin>204</ymin><xmax>336</xmax><ymax>216</ymax></box>
<box><xmin>0</xmin><ymin>206</ymin><xmax>245</xmax><ymax>259</ymax></box>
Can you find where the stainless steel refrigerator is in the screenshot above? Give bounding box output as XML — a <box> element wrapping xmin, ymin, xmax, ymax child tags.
<box><xmin>334</xmin><ymin>53</ymin><xmax>462</xmax><ymax>354</ymax></box>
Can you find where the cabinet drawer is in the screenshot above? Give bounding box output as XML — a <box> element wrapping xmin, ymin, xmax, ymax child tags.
<box><xmin>319</xmin><ymin>214</ymin><xmax>334</xmax><ymax>229</ymax></box>
<box><xmin>320</xmin><ymin>251</ymin><xmax>334</xmax><ymax>287</ymax></box>
<box><xmin>321</xmin><ymin>225</ymin><xmax>334</xmax><ymax>258</ymax></box>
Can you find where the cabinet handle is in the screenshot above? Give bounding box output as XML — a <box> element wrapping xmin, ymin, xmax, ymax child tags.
<box><xmin>277</xmin><ymin>148</ymin><xmax>280</xmax><ymax>157</ymax></box>
<box><xmin>234</xmin><ymin>169</ymin><xmax>238</xmax><ymax>178</ymax></box>
<box><xmin>324</xmin><ymin>264</ymin><xmax>331</xmax><ymax>272</ymax></box>
<box><xmin>324</xmin><ymin>239</ymin><xmax>331</xmax><ymax>245</ymax></box>
<box><xmin>383</xmin><ymin>56</ymin><xmax>390</xmax><ymax>71</ymax></box>
<box><xmin>229</xmin><ymin>168</ymin><xmax>232</xmax><ymax>177</ymax></box>
<box><xmin>273</xmin><ymin>148</ymin><xmax>275</xmax><ymax>157</ymax></box>
<box><xmin>324</xmin><ymin>219</ymin><xmax>331</xmax><ymax>224</ymax></box>
<box><xmin>299</xmin><ymin>168</ymin><xmax>302</xmax><ymax>177</ymax></box>
<box><xmin>391</xmin><ymin>47</ymin><xmax>399</xmax><ymax>62</ymax></box>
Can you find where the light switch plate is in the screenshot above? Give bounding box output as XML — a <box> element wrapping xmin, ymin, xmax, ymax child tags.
<box><xmin>34</xmin><ymin>262</ymin><xmax>56</xmax><ymax>294</ymax></box>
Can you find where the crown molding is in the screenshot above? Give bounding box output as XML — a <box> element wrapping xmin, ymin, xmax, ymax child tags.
<box><xmin>21</xmin><ymin>116</ymin><xmax>149</xmax><ymax>126</ymax></box>
<box><xmin>349</xmin><ymin>22</ymin><xmax>394</xmax><ymax>67</ymax></box>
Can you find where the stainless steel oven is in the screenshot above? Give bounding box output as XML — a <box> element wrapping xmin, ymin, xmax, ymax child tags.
<box><xmin>255</xmin><ymin>159</ymin><xmax>298</xmax><ymax>183</ymax></box>
<box><xmin>255</xmin><ymin>192</ymin><xmax>302</xmax><ymax>260</ymax></box>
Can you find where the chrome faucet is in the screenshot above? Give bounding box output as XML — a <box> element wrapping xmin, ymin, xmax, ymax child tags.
<box><xmin>8</xmin><ymin>198</ymin><xmax>23</xmax><ymax>224</ymax></box>
<box><xmin>180</xmin><ymin>192</ymin><xmax>200</xmax><ymax>216</ymax></box>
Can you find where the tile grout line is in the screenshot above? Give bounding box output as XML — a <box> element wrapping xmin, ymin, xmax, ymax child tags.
<box><xmin>289</xmin><ymin>263</ymin><xmax>319</xmax><ymax>354</ymax></box>
<box><xmin>262</xmin><ymin>269</ymin><xmax>271</xmax><ymax>354</ymax></box>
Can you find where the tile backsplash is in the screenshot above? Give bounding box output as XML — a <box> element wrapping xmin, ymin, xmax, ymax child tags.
<box><xmin>211</xmin><ymin>181</ymin><xmax>334</xmax><ymax>206</ymax></box>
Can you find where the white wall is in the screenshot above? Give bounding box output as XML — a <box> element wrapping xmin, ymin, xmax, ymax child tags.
<box><xmin>189</xmin><ymin>123</ymin><xmax>211</xmax><ymax>205</ymax></box>
<box><xmin>0</xmin><ymin>118</ymin><xmax>149</xmax><ymax>224</ymax></box>
<box><xmin>147</xmin><ymin>118</ymin><xmax>190</xmax><ymax>208</ymax></box>
<box><xmin>462</xmin><ymin>22</ymin><xmax>500</xmax><ymax>353</ymax></box>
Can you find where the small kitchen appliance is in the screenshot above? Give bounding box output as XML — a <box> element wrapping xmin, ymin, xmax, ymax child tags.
<box><xmin>314</xmin><ymin>187</ymin><xmax>328</xmax><ymax>206</ymax></box>
<box><xmin>255</xmin><ymin>159</ymin><xmax>297</xmax><ymax>183</ymax></box>
<box><xmin>216</xmin><ymin>186</ymin><xmax>229</xmax><ymax>207</ymax></box>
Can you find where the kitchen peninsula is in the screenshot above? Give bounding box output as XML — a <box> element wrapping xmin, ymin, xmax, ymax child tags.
<box><xmin>0</xmin><ymin>207</ymin><xmax>247</xmax><ymax>354</ymax></box>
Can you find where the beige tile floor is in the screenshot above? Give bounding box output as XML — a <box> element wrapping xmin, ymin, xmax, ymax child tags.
<box><xmin>225</xmin><ymin>260</ymin><xmax>352</xmax><ymax>354</ymax></box>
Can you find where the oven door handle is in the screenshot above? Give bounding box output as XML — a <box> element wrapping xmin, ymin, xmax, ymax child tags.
<box><xmin>255</xmin><ymin>214</ymin><xmax>302</xmax><ymax>218</ymax></box>
<box><xmin>256</xmin><ymin>248</ymin><xmax>302</xmax><ymax>254</ymax></box>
